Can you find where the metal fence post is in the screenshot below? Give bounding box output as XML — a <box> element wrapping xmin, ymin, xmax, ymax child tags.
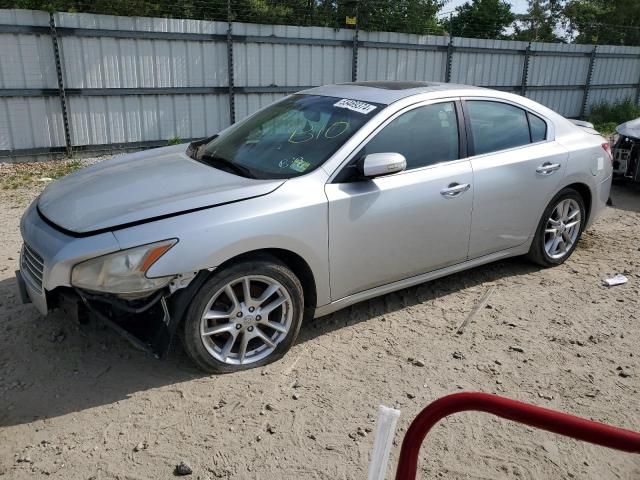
<box><xmin>580</xmin><ymin>45</ymin><xmax>597</xmax><ymax>119</ymax></box>
<box><xmin>351</xmin><ymin>1</ymin><xmax>359</xmax><ymax>82</ymax></box>
<box><xmin>226</xmin><ymin>0</ymin><xmax>236</xmax><ymax>124</ymax></box>
<box><xmin>520</xmin><ymin>42</ymin><xmax>531</xmax><ymax>97</ymax></box>
<box><xmin>351</xmin><ymin>23</ymin><xmax>359</xmax><ymax>82</ymax></box>
<box><xmin>444</xmin><ymin>13</ymin><xmax>454</xmax><ymax>83</ymax></box>
<box><xmin>445</xmin><ymin>38</ymin><xmax>454</xmax><ymax>83</ymax></box>
<box><xmin>49</xmin><ymin>12</ymin><xmax>72</xmax><ymax>156</ymax></box>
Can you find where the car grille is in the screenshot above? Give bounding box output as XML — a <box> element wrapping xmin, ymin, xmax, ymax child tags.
<box><xmin>21</xmin><ymin>242</ymin><xmax>44</xmax><ymax>290</ymax></box>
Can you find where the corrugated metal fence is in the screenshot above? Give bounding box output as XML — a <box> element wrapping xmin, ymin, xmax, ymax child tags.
<box><xmin>2</xmin><ymin>9</ymin><xmax>640</xmax><ymax>160</ymax></box>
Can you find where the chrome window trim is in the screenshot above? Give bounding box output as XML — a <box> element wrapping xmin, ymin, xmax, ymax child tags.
<box><xmin>462</xmin><ymin>96</ymin><xmax>554</xmax><ymax>139</ymax></box>
<box><xmin>461</xmin><ymin>96</ymin><xmax>555</xmax><ymax>160</ymax></box>
<box><xmin>326</xmin><ymin>96</ymin><xmax>465</xmax><ymax>183</ymax></box>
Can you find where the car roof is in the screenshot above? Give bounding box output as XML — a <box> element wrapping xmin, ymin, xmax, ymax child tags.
<box><xmin>300</xmin><ymin>81</ymin><xmax>579</xmax><ymax>139</ymax></box>
<box><xmin>301</xmin><ymin>81</ymin><xmax>488</xmax><ymax>105</ymax></box>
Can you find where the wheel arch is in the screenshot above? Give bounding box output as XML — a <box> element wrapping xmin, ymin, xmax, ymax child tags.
<box><xmin>527</xmin><ymin>181</ymin><xmax>593</xmax><ymax>248</ymax></box>
<box><xmin>562</xmin><ymin>182</ymin><xmax>592</xmax><ymax>225</ymax></box>
<box><xmin>207</xmin><ymin>248</ymin><xmax>318</xmax><ymax>313</ymax></box>
<box><xmin>526</xmin><ymin>181</ymin><xmax>591</xmax><ymax>267</ymax></box>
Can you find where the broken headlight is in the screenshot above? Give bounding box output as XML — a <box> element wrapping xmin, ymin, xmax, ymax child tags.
<box><xmin>71</xmin><ymin>239</ymin><xmax>177</xmax><ymax>296</ymax></box>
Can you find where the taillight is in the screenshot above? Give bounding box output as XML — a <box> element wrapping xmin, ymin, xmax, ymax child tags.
<box><xmin>602</xmin><ymin>142</ymin><xmax>613</xmax><ymax>163</ymax></box>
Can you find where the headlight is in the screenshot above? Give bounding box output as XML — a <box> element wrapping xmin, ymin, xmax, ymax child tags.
<box><xmin>71</xmin><ymin>239</ymin><xmax>177</xmax><ymax>295</ymax></box>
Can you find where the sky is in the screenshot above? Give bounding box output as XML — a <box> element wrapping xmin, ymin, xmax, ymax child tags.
<box><xmin>442</xmin><ymin>0</ymin><xmax>530</xmax><ymax>15</ymax></box>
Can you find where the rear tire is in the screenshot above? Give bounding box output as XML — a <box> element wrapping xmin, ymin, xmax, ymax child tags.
<box><xmin>182</xmin><ymin>258</ymin><xmax>304</xmax><ymax>374</ymax></box>
<box><xmin>527</xmin><ymin>188</ymin><xmax>586</xmax><ymax>267</ymax></box>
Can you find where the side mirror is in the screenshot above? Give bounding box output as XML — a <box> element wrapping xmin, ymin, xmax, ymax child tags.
<box><xmin>362</xmin><ymin>153</ymin><xmax>407</xmax><ymax>178</ymax></box>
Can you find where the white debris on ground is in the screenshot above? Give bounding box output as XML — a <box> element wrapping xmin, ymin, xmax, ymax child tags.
<box><xmin>603</xmin><ymin>273</ymin><xmax>629</xmax><ymax>287</ymax></box>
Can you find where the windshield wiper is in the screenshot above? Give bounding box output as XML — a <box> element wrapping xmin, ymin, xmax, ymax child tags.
<box><xmin>199</xmin><ymin>153</ymin><xmax>256</xmax><ymax>179</ymax></box>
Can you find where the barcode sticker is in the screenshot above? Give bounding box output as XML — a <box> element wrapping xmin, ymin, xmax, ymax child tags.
<box><xmin>334</xmin><ymin>99</ymin><xmax>377</xmax><ymax>114</ymax></box>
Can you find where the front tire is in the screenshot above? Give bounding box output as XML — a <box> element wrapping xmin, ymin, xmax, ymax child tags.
<box><xmin>182</xmin><ymin>258</ymin><xmax>304</xmax><ymax>373</ymax></box>
<box><xmin>527</xmin><ymin>188</ymin><xmax>586</xmax><ymax>267</ymax></box>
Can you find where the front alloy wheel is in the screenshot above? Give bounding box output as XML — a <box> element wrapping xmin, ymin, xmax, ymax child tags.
<box><xmin>183</xmin><ymin>258</ymin><xmax>304</xmax><ymax>373</ymax></box>
<box><xmin>200</xmin><ymin>275</ymin><xmax>293</xmax><ymax>365</ymax></box>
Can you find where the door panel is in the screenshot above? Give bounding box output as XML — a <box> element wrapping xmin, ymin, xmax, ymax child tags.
<box><xmin>468</xmin><ymin>141</ymin><xmax>568</xmax><ymax>258</ymax></box>
<box><xmin>326</xmin><ymin>160</ymin><xmax>473</xmax><ymax>300</ymax></box>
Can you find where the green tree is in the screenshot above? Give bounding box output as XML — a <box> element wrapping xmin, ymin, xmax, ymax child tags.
<box><xmin>0</xmin><ymin>0</ymin><xmax>226</xmax><ymax>19</ymax></box>
<box><xmin>563</xmin><ymin>0</ymin><xmax>640</xmax><ymax>45</ymax></box>
<box><xmin>358</xmin><ymin>0</ymin><xmax>446</xmax><ymax>34</ymax></box>
<box><xmin>513</xmin><ymin>0</ymin><xmax>564</xmax><ymax>42</ymax></box>
<box><xmin>449</xmin><ymin>0</ymin><xmax>515</xmax><ymax>39</ymax></box>
<box><xmin>0</xmin><ymin>0</ymin><xmax>448</xmax><ymax>34</ymax></box>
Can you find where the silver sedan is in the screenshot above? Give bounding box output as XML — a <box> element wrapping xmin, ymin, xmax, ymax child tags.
<box><xmin>16</xmin><ymin>82</ymin><xmax>613</xmax><ymax>372</ymax></box>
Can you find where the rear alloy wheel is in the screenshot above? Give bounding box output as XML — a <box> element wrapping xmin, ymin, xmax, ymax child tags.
<box><xmin>182</xmin><ymin>259</ymin><xmax>303</xmax><ymax>373</ymax></box>
<box><xmin>543</xmin><ymin>198</ymin><xmax>582</xmax><ymax>260</ymax></box>
<box><xmin>528</xmin><ymin>188</ymin><xmax>586</xmax><ymax>267</ymax></box>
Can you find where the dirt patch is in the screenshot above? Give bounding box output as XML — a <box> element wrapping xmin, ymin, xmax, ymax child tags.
<box><xmin>0</xmin><ymin>160</ymin><xmax>83</xmax><ymax>191</ymax></box>
<box><xmin>0</xmin><ymin>175</ymin><xmax>638</xmax><ymax>479</ymax></box>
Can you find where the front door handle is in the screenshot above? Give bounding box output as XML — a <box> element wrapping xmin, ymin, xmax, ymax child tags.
<box><xmin>536</xmin><ymin>162</ymin><xmax>561</xmax><ymax>175</ymax></box>
<box><xmin>440</xmin><ymin>182</ymin><xmax>471</xmax><ymax>198</ymax></box>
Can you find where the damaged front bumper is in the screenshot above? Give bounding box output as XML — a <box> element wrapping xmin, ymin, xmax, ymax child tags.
<box><xmin>16</xmin><ymin>198</ymin><xmax>208</xmax><ymax>358</ymax></box>
<box><xmin>16</xmin><ymin>273</ymin><xmax>208</xmax><ymax>358</ymax></box>
<box><xmin>74</xmin><ymin>287</ymin><xmax>173</xmax><ymax>357</ymax></box>
<box><xmin>15</xmin><ymin>268</ymin><xmax>48</xmax><ymax>315</ymax></box>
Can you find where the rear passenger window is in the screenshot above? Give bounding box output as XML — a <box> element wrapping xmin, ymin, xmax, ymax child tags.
<box><xmin>361</xmin><ymin>102</ymin><xmax>459</xmax><ymax>170</ymax></box>
<box><xmin>466</xmin><ymin>101</ymin><xmax>531</xmax><ymax>155</ymax></box>
<box><xmin>528</xmin><ymin>112</ymin><xmax>547</xmax><ymax>142</ymax></box>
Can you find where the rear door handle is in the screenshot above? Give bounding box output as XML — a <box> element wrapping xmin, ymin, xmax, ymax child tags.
<box><xmin>440</xmin><ymin>183</ymin><xmax>471</xmax><ymax>198</ymax></box>
<box><xmin>536</xmin><ymin>162</ymin><xmax>561</xmax><ymax>175</ymax></box>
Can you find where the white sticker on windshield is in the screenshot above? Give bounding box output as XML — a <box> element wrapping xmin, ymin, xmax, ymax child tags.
<box><xmin>334</xmin><ymin>98</ymin><xmax>377</xmax><ymax>115</ymax></box>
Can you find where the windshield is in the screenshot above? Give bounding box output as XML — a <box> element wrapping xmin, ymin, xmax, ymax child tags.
<box><xmin>193</xmin><ymin>94</ymin><xmax>384</xmax><ymax>179</ymax></box>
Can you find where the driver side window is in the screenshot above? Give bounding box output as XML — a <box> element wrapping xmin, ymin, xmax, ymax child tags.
<box><xmin>359</xmin><ymin>101</ymin><xmax>460</xmax><ymax>171</ymax></box>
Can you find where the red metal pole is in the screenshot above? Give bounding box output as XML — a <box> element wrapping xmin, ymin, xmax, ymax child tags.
<box><xmin>395</xmin><ymin>392</ymin><xmax>640</xmax><ymax>480</ymax></box>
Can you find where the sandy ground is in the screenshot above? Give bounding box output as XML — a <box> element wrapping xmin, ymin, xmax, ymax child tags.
<box><xmin>0</xmin><ymin>169</ymin><xmax>639</xmax><ymax>480</ymax></box>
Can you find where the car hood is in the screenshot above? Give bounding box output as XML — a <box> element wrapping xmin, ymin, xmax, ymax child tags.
<box><xmin>38</xmin><ymin>143</ymin><xmax>285</xmax><ymax>235</ymax></box>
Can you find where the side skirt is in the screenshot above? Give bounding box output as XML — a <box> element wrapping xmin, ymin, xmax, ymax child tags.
<box><xmin>313</xmin><ymin>243</ymin><xmax>531</xmax><ymax>319</ymax></box>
